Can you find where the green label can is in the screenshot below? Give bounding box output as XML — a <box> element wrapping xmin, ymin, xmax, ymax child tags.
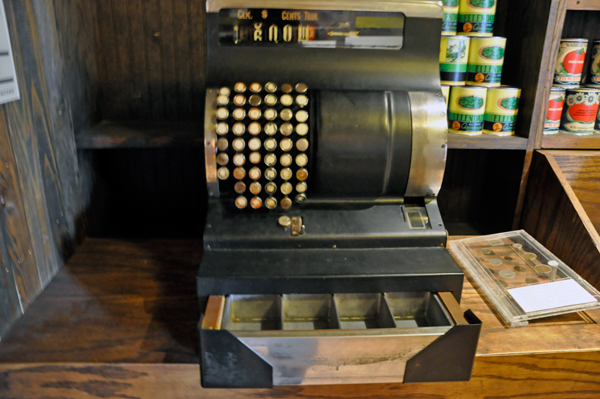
<box><xmin>559</xmin><ymin>88</ymin><xmax>600</xmax><ymax>135</ymax></box>
<box><xmin>466</xmin><ymin>36</ymin><xmax>506</xmax><ymax>86</ymax></box>
<box><xmin>553</xmin><ymin>39</ymin><xmax>588</xmax><ymax>87</ymax></box>
<box><xmin>483</xmin><ymin>87</ymin><xmax>520</xmax><ymax>135</ymax></box>
<box><xmin>441</xmin><ymin>85</ymin><xmax>450</xmax><ymax>109</ymax></box>
<box><xmin>457</xmin><ymin>0</ymin><xmax>496</xmax><ymax>36</ymax></box>
<box><xmin>442</xmin><ymin>0</ymin><xmax>459</xmax><ymax>35</ymax></box>
<box><xmin>448</xmin><ymin>86</ymin><xmax>487</xmax><ymax>135</ymax></box>
<box><xmin>589</xmin><ymin>40</ymin><xmax>600</xmax><ymax>86</ymax></box>
<box><xmin>440</xmin><ymin>36</ymin><xmax>470</xmax><ymax>86</ymax></box>
<box><xmin>544</xmin><ymin>87</ymin><xmax>565</xmax><ymax>134</ymax></box>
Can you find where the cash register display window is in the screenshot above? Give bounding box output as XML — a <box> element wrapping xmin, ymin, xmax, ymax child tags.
<box><xmin>218</xmin><ymin>9</ymin><xmax>405</xmax><ymax>50</ymax></box>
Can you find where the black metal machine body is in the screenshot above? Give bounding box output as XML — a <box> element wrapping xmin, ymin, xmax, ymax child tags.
<box><xmin>199</xmin><ymin>0</ymin><xmax>481</xmax><ymax>388</ymax></box>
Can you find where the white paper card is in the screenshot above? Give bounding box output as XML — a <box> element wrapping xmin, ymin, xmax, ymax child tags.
<box><xmin>508</xmin><ymin>279</ymin><xmax>598</xmax><ymax>313</ymax></box>
<box><xmin>0</xmin><ymin>1</ymin><xmax>19</xmax><ymax>104</ymax></box>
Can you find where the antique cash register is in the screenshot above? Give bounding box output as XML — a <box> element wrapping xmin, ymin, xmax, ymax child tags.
<box><xmin>198</xmin><ymin>0</ymin><xmax>481</xmax><ymax>388</ymax></box>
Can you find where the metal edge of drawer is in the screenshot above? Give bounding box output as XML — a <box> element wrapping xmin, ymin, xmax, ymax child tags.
<box><xmin>198</xmin><ymin>293</ymin><xmax>481</xmax><ymax>388</ymax></box>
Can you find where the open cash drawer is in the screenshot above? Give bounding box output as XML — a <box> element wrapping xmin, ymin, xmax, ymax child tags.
<box><xmin>199</xmin><ymin>292</ymin><xmax>481</xmax><ymax>388</ymax></box>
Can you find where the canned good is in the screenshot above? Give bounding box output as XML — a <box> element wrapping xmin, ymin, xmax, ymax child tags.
<box><xmin>442</xmin><ymin>0</ymin><xmax>459</xmax><ymax>35</ymax></box>
<box><xmin>595</xmin><ymin>100</ymin><xmax>600</xmax><ymax>133</ymax></box>
<box><xmin>440</xmin><ymin>36</ymin><xmax>470</xmax><ymax>86</ymax></box>
<box><xmin>589</xmin><ymin>40</ymin><xmax>600</xmax><ymax>87</ymax></box>
<box><xmin>441</xmin><ymin>85</ymin><xmax>450</xmax><ymax>108</ymax></box>
<box><xmin>554</xmin><ymin>39</ymin><xmax>588</xmax><ymax>87</ymax></box>
<box><xmin>544</xmin><ymin>87</ymin><xmax>566</xmax><ymax>134</ymax></box>
<box><xmin>457</xmin><ymin>0</ymin><xmax>496</xmax><ymax>36</ymax></box>
<box><xmin>448</xmin><ymin>86</ymin><xmax>487</xmax><ymax>135</ymax></box>
<box><xmin>483</xmin><ymin>87</ymin><xmax>520</xmax><ymax>135</ymax></box>
<box><xmin>467</xmin><ymin>37</ymin><xmax>506</xmax><ymax>86</ymax></box>
<box><xmin>559</xmin><ymin>88</ymin><xmax>600</xmax><ymax>135</ymax></box>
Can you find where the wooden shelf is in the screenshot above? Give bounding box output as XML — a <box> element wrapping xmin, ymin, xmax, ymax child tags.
<box><xmin>76</xmin><ymin>120</ymin><xmax>204</xmax><ymax>149</ymax></box>
<box><xmin>447</xmin><ymin>133</ymin><xmax>528</xmax><ymax>150</ymax></box>
<box><xmin>542</xmin><ymin>132</ymin><xmax>600</xmax><ymax>149</ymax></box>
<box><xmin>0</xmin><ymin>237</ymin><xmax>599</xmax><ymax>398</ymax></box>
<box><xmin>567</xmin><ymin>0</ymin><xmax>600</xmax><ymax>10</ymax></box>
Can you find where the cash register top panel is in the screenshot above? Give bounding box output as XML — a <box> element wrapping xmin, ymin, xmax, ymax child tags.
<box><xmin>205</xmin><ymin>0</ymin><xmax>443</xmax><ymax>91</ymax></box>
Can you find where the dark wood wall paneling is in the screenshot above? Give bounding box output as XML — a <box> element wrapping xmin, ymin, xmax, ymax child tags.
<box><xmin>0</xmin><ymin>0</ymin><xmax>87</xmax><ymax>337</ymax></box>
<box><xmin>94</xmin><ymin>0</ymin><xmax>206</xmax><ymax>121</ymax></box>
<box><xmin>439</xmin><ymin>149</ymin><xmax>525</xmax><ymax>235</ymax></box>
<box><xmin>81</xmin><ymin>0</ymin><xmax>208</xmax><ymax>237</ymax></box>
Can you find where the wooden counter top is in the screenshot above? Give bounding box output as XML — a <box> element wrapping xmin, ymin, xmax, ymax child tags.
<box><xmin>0</xmin><ymin>237</ymin><xmax>599</xmax><ymax>398</ymax></box>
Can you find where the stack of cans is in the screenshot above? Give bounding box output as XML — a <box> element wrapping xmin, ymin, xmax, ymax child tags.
<box><xmin>546</xmin><ymin>39</ymin><xmax>600</xmax><ymax>135</ymax></box>
<box><xmin>440</xmin><ymin>1</ymin><xmax>521</xmax><ymax>136</ymax></box>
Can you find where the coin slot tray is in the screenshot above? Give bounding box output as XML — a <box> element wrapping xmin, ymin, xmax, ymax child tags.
<box><xmin>385</xmin><ymin>292</ymin><xmax>453</xmax><ymax>328</ymax></box>
<box><xmin>221</xmin><ymin>292</ymin><xmax>453</xmax><ymax>331</ymax></box>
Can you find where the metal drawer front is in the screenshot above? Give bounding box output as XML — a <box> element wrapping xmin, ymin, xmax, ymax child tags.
<box><xmin>200</xmin><ymin>291</ymin><xmax>480</xmax><ymax>387</ymax></box>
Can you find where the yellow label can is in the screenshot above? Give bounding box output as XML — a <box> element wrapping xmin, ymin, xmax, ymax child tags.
<box><xmin>440</xmin><ymin>36</ymin><xmax>470</xmax><ymax>86</ymax></box>
<box><xmin>457</xmin><ymin>0</ymin><xmax>496</xmax><ymax>36</ymax></box>
<box><xmin>448</xmin><ymin>86</ymin><xmax>487</xmax><ymax>135</ymax></box>
<box><xmin>483</xmin><ymin>87</ymin><xmax>521</xmax><ymax>135</ymax></box>
<box><xmin>441</xmin><ymin>85</ymin><xmax>450</xmax><ymax>109</ymax></box>
<box><xmin>442</xmin><ymin>0</ymin><xmax>459</xmax><ymax>35</ymax></box>
<box><xmin>467</xmin><ymin>36</ymin><xmax>506</xmax><ymax>86</ymax></box>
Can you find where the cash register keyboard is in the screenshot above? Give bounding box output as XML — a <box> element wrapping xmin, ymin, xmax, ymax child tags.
<box><xmin>213</xmin><ymin>82</ymin><xmax>311</xmax><ymax>211</ymax></box>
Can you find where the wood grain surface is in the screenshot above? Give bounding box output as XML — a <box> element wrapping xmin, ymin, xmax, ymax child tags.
<box><xmin>0</xmin><ymin>352</ymin><xmax>599</xmax><ymax>399</ymax></box>
<box><xmin>566</xmin><ymin>0</ymin><xmax>600</xmax><ymax>11</ymax></box>
<box><xmin>93</xmin><ymin>0</ymin><xmax>206</xmax><ymax>121</ymax></box>
<box><xmin>447</xmin><ymin>133</ymin><xmax>528</xmax><ymax>150</ymax></box>
<box><xmin>76</xmin><ymin>120</ymin><xmax>204</xmax><ymax>148</ymax></box>
<box><xmin>548</xmin><ymin>151</ymin><xmax>600</xmax><ymax>233</ymax></box>
<box><xmin>543</xmin><ymin>133</ymin><xmax>600</xmax><ymax>149</ymax></box>
<box><xmin>0</xmin><ymin>238</ymin><xmax>599</xmax><ymax>397</ymax></box>
<box><xmin>521</xmin><ymin>151</ymin><xmax>600</xmax><ymax>289</ymax></box>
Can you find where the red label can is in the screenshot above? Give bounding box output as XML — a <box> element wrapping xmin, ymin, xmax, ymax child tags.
<box><xmin>559</xmin><ymin>88</ymin><xmax>600</xmax><ymax>135</ymax></box>
<box><xmin>553</xmin><ymin>39</ymin><xmax>588</xmax><ymax>87</ymax></box>
<box><xmin>544</xmin><ymin>87</ymin><xmax>565</xmax><ymax>134</ymax></box>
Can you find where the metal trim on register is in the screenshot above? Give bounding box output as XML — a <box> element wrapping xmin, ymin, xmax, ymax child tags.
<box><xmin>206</xmin><ymin>0</ymin><xmax>443</xmax><ymax>19</ymax></box>
<box><xmin>405</xmin><ymin>91</ymin><xmax>447</xmax><ymax>197</ymax></box>
<box><xmin>205</xmin><ymin>89</ymin><xmax>220</xmax><ymax>199</ymax></box>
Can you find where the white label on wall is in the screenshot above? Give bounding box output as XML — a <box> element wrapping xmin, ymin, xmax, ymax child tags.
<box><xmin>0</xmin><ymin>0</ymin><xmax>19</xmax><ymax>104</ymax></box>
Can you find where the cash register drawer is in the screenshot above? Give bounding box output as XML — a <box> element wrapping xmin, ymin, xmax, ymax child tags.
<box><xmin>199</xmin><ymin>292</ymin><xmax>481</xmax><ymax>388</ymax></box>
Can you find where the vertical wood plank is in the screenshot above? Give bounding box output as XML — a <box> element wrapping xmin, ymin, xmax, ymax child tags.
<box><xmin>95</xmin><ymin>0</ymin><xmax>119</xmax><ymax>120</ymax></box>
<box><xmin>0</xmin><ymin>226</ymin><xmax>22</xmax><ymax>337</ymax></box>
<box><xmin>159</xmin><ymin>0</ymin><xmax>178</xmax><ymax>119</ymax></box>
<box><xmin>110</xmin><ymin>0</ymin><xmax>135</xmax><ymax>120</ymax></box>
<box><xmin>0</xmin><ymin>106</ymin><xmax>40</xmax><ymax>312</ymax></box>
<box><xmin>144</xmin><ymin>0</ymin><xmax>166</xmax><ymax>119</ymax></box>
<box><xmin>190</xmin><ymin>0</ymin><xmax>206</xmax><ymax>116</ymax></box>
<box><xmin>128</xmin><ymin>0</ymin><xmax>151</xmax><ymax>119</ymax></box>
<box><xmin>174</xmin><ymin>0</ymin><xmax>193</xmax><ymax>119</ymax></box>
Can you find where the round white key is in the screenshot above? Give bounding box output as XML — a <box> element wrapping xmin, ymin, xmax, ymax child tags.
<box><xmin>216</xmin><ymin>153</ymin><xmax>229</xmax><ymax>166</ymax></box>
<box><xmin>296</xmin><ymin>182</ymin><xmax>307</xmax><ymax>193</ymax></box>
<box><xmin>219</xmin><ymin>87</ymin><xmax>231</xmax><ymax>96</ymax></box>
<box><xmin>280</xmin><ymin>168</ymin><xmax>293</xmax><ymax>180</ymax></box>
<box><xmin>249</xmin><ymin>152</ymin><xmax>261</xmax><ymax>164</ymax></box>
<box><xmin>217</xmin><ymin>138</ymin><xmax>228</xmax><ymax>151</ymax></box>
<box><xmin>233</xmin><ymin>167</ymin><xmax>246</xmax><ymax>180</ymax></box>
<box><xmin>233</xmin><ymin>94</ymin><xmax>246</xmax><ymax>106</ymax></box>
<box><xmin>217</xmin><ymin>95</ymin><xmax>229</xmax><ymax>106</ymax></box>
<box><xmin>232</xmin><ymin>138</ymin><xmax>245</xmax><ymax>151</ymax></box>
<box><xmin>296</xmin><ymin>110</ymin><xmax>309</xmax><ymax>123</ymax></box>
<box><xmin>233</xmin><ymin>153</ymin><xmax>246</xmax><ymax>166</ymax></box>
<box><xmin>233</xmin><ymin>108</ymin><xmax>246</xmax><ymax>120</ymax></box>
<box><xmin>280</xmin><ymin>153</ymin><xmax>292</xmax><ymax>166</ymax></box>
<box><xmin>265</xmin><ymin>182</ymin><xmax>277</xmax><ymax>194</ymax></box>
<box><xmin>264</xmin><ymin>108</ymin><xmax>277</xmax><ymax>121</ymax></box>
<box><xmin>250</xmin><ymin>181</ymin><xmax>262</xmax><ymax>195</ymax></box>
<box><xmin>264</xmin><ymin>122</ymin><xmax>277</xmax><ymax>135</ymax></box>
<box><xmin>280</xmin><ymin>109</ymin><xmax>293</xmax><ymax>121</ymax></box>
<box><xmin>234</xmin><ymin>82</ymin><xmax>246</xmax><ymax>93</ymax></box>
<box><xmin>280</xmin><ymin>123</ymin><xmax>293</xmax><ymax>136</ymax></box>
<box><xmin>296</xmin><ymin>94</ymin><xmax>308</xmax><ymax>107</ymax></box>
<box><xmin>248</xmin><ymin>122</ymin><xmax>261</xmax><ymax>135</ymax></box>
<box><xmin>280</xmin><ymin>138</ymin><xmax>293</xmax><ymax>152</ymax></box>
<box><xmin>216</xmin><ymin>107</ymin><xmax>229</xmax><ymax>120</ymax></box>
<box><xmin>265</xmin><ymin>82</ymin><xmax>278</xmax><ymax>93</ymax></box>
<box><xmin>295</xmin><ymin>153</ymin><xmax>308</xmax><ymax>167</ymax></box>
<box><xmin>264</xmin><ymin>138</ymin><xmax>277</xmax><ymax>151</ymax></box>
<box><xmin>248</xmin><ymin>138</ymin><xmax>261</xmax><ymax>151</ymax></box>
<box><xmin>281</xmin><ymin>182</ymin><xmax>293</xmax><ymax>195</ymax></box>
<box><xmin>232</xmin><ymin>122</ymin><xmax>245</xmax><ymax>136</ymax></box>
<box><xmin>249</xmin><ymin>167</ymin><xmax>261</xmax><ymax>180</ymax></box>
<box><xmin>296</xmin><ymin>123</ymin><xmax>308</xmax><ymax>136</ymax></box>
<box><xmin>265</xmin><ymin>94</ymin><xmax>277</xmax><ymax>106</ymax></box>
<box><xmin>216</xmin><ymin>122</ymin><xmax>229</xmax><ymax>135</ymax></box>
<box><xmin>217</xmin><ymin>167</ymin><xmax>229</xmax><ymax>180</ymax></box>
<box><xmin>264</xmin><ymin>153</ymin><xmax>277</xmax><ymax>166</ymax></box>
<box><xmin>250</xmin><ymin>82</ymin><xmax>262</xmax><ymax>93</ymax></box>
<box><xmin>265</xmin><ymin>197</ymin><xmax>277</xmax><ymax>209</ymax></box>
<box><xmin>265</xmin><ymin>167</ymin><xmax>277</xmax><ymax>180</ymax></box>
<box><xmin>296</xmin><ymin>138</ymin><xmax>309</xmax><ymax>151</ymax></box>
<box><xmin>248</xmin><ymin>107</ymin><xmax>262</xmax><ymax>120</ymax></box>
<box><xmin>235</xmin><ymin>196</ymin><xmax>248</xmax><ymax>209</ymax></box>
<box><xmin>280</xmin><ymin>94</ymin><xmax>293</xmax><ymax>106</ymax></box>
